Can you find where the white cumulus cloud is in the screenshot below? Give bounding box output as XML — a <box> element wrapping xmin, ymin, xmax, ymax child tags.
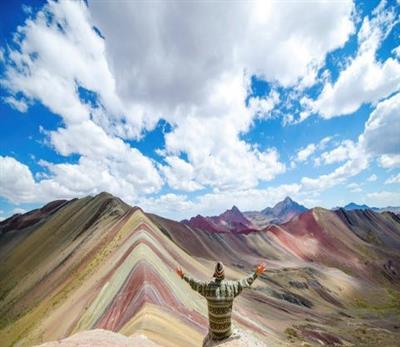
<box><xmin>367</xmin><ymin>174</ymin><xmax>378</xmax><ymax>182</ymax></box>
<box><xmin>385</xmin><ymin>173</ymin><xmax>400</xmax><ymax>184</ymax></box>
<box><xmin>0</xmin><ymin>156</ymin><xmax>37</xmax><ymax>203</ymax></box>
<box><xmin>364</xmin><ymin>191</ymin><xmax>400</xmax><ymax>207</ymax></box>
<box><xmin>378</xmin><ymin>154</ymin><xmax>400</xmax><ymax>169</ymax></box>
<box><xmin>310</xmin><ymin>1</ymin><xmax>400</xmax><ymax>118</ymax></box>
<box><xmin>0</xmin><ymin>0</ymin><xmax>375</xmax><ymax>214</ymax></box>
<box><xmin>296</xmin><ymin>144</ymin><xmax>317</xmax><ymax>162</ymax></box>
<box><xmin>360</xmin><ymin>92</ymin><xmax>400</xmax><ymax>157</ymax></box>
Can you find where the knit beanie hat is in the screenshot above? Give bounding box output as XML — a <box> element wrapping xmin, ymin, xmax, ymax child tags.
<box><xmin>213</xmin><ymin>261</ymin><xmax>225</xmax><ymax>280</ymax></box>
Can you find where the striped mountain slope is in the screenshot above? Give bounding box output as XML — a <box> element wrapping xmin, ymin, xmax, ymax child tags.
<box><xmin>0</xmin><ymin>193</ymin><xmax>400</xmax><ymax>346</ymax></box>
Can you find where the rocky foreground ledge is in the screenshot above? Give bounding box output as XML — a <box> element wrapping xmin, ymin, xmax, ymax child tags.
<box><xmin>203</xmin><ymin>329</ymin><xmax>268</xmax><ymax>347</ymax></box>
<box><xmin>34</xmin><ymin>329</ymin><xmax>160</xmax><ymax>347</ymax></box>
<box><xmin>33</xmin><ymin>329</ymin><xmax>268</xmax><ymax>347</ymax></box>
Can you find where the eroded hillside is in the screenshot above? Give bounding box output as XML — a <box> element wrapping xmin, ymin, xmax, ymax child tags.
<box><xmin>1</xmin><ymin>193</ymin><xmax>400</xmax><ymax>346</ymax></box>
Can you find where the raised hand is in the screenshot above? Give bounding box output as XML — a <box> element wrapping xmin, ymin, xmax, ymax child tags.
<box><xmin>176</xmin><ymin>266</ymin><xmax>184</xmax><ymax>278</ymax></box>
<box><xmin>256</xmin><ymin>263</ymin><xmax>266</xmax><ymax>275</ymax></box>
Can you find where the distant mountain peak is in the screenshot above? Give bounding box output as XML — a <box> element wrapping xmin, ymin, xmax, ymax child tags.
<box><xmin>343</xmin><ymin>202</ymin><xmax>371</xmax><ymax>210</ymax></box>
<box><xmin>224</xmin><ymin>205</ymin><xmax>243</xmax><ymax>217</ymax></box>
<box><xmin>245</xmin><ymin>197</ymin><xmax>308</xmax><ymax>227</ymax></box>
<box><xmin>220</xmin><ymin>205</ymin><xmax>243</xmax><ymax>216</ymax></box>
<box><xmin>273</xmin><ymin>196</ymin><xmax>306</xmax><ymax>211</ymax></box>
<box><xmin>231</xmin><ymin>205</ymin><xmax>240</xmax><ymax>212</ymax></box>
<box><xmin>184</xmin><ymin>204</ymin><xmax>256</xmax><ymax>233</ymax></box>
<box><xmin>185</xmin><ymin>197</ymin><xmax>313</xmax><ymax>231</ymax></box>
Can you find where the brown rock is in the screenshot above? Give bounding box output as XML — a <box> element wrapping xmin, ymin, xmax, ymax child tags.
<box><xmin>203</xmin><ymin>329</ymin><xmax>267</xmax><ymax>347</ymax></box>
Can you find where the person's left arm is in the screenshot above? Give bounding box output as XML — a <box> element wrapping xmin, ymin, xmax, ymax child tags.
<box><xmin>176</xmin><ymin>266</ymin><xmax>207</xmax><ymax>296</ymax></box>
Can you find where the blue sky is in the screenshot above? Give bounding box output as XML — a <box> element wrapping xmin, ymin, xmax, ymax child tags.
<box><xmin>0</xmin><ymin>0</ymin><xmax>399</xmax><ymax>220</ymax></box>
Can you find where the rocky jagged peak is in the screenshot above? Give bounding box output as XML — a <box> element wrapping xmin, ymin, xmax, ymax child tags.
<box><xmin>283</xmin><ymin>196</ymin><xmax>293</xmax><ymax>203</ymax></box>
<box><xmin>183</xmin><ymin>205</ymin><xmax>255</xmax><ymax>233</ymax></box>
<box><xmin>230</xmin><ymin>205</ymin><xmax>240</xmax><ymax>212</ymax></box>
<box><xmin>343</xmin><ymin>202</ymin><xmax>371</xmax><ymax>210</ymax></box>
<box><xmin>276</xmin><ymin>196</ymin><xmax>306</xmax><ymax>211</ymax></box>
<box><xmin>221</xmin><ymin>205</ymin><xmax>243</xmax><ymax>218</ymax></box>
<box><xmin>247</xmin><ymin>197</ymin><xmax>308</xmax><ymax>226</ymax></box>
<box><xmin>219</xmin><ymin>206</ymin><xmax>253</xmax><ymax>225</ymax></box>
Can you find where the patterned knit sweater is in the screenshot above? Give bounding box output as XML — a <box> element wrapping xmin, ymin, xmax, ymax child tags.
<box><xmin>183</xmin><ymin>272</ymin><xmax>258</xmax><ymax>340</ymax></box>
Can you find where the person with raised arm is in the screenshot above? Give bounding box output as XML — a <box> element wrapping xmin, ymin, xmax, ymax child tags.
<box><xmin>176</xmin><ymin>261</ymin><xmax>266</xmax><ymax>346</ymax></box>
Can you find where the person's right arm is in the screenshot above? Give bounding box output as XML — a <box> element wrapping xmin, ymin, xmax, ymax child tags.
<box><xmin>233</xmin><ymin>263</ymin><xmax>266</xmax><ymax>297</ymax></box>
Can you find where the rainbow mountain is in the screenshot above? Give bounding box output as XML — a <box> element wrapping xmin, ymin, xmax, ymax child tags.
<box><xmin>1</xmin><ymin>192</ymin><xmax>400</xmax><ymax>346</ymax></box>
